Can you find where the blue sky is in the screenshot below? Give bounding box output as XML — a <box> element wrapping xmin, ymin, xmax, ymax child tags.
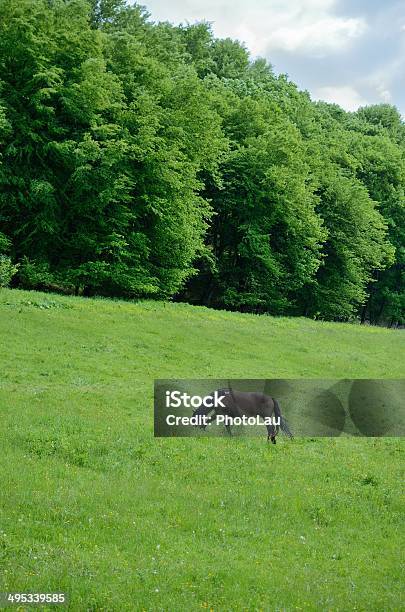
<box><xmin>141</xmin><ymin>0</ymin><xmax>405</xmax><ymax>116</ymax></box>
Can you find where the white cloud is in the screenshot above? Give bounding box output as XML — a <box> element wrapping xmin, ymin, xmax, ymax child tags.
<box><xmin>314</xmin><ymin>86</ymin><xmax>369</xmax><ymax>111</ymax></box>
<box><xmin>375</xmin><ymin>83</ymin><xmax>392</xmax><ymax>103</ymax></box>
<box><xmin>265</xmin><ymin>17</ymin><xmax>366</xmax><ymax>56</ymax></box>
<box><xmin>364</xmin><ymin>73</ymin><xmax>395</xmax><ymax>105</ymax></box>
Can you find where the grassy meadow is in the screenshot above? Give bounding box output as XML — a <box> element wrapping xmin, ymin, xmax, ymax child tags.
<box><xmin>0</xmin><ymin>288</ymin><xmax>404</xmax><ymax>610</ymax></box>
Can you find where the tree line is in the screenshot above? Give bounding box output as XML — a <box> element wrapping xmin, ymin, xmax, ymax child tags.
<box><xmin>0</xmin><ymin>0</ymin><xmax>403</xmax><ymax>324</ymax></box>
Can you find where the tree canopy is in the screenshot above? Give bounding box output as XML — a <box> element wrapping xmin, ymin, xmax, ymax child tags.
<box><xmin>0</xmin><ymin>0</ymin><xmax>403</xmax><ymax>324</ymax></box>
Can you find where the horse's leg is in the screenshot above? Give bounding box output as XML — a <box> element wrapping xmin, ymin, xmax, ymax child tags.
<box><xmin>264</xmin><ymin>398</ymin><xmax>281</xmax><ymax>443</ymax></box>
<box><xmin>266</xmin><ymin>423</ymin><xmax>276</xmax><ymax>443</ymax></box>
<box><xmin>206</xmin><ymin>411</ymin><xmax>216</xmax><ymax>425</ymax></box>
<box><xmin>215</xmin><ymin>407</ymin><xmax>232</xmax><ymax>436</ymax></box>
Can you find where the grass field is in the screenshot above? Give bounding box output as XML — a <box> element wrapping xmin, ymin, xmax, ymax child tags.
<box><xmin>0</xmin><ymin>288</ymin><xmax>404</xmax><ymax>611</ymax></box>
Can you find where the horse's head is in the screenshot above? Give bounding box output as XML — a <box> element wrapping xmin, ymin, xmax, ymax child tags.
<box><xmin>192</xmin><ymin>401</ymin><xmax>212</xmax><ymax>429</ymax></box>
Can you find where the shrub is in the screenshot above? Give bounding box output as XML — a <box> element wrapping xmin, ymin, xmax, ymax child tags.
<box><xmin>0</xmin><ymin>232</ymin><xmax>11</xmax><ymax>253</ymax></box>
<box><xmin>16</xmin><ymin>257</ymin><xmax>55</xmax><ymax>290</ymax></box>
<box><xmin>0</xmin><ymin>255</ymin><xmax>19</xmax><ymax>287</ymax></box>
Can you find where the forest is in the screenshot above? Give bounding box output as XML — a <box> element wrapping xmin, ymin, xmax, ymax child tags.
<box><xmin>0</xmin><ymin>0</ymin><xmax>404</xmax><ymax>324</ymax></box>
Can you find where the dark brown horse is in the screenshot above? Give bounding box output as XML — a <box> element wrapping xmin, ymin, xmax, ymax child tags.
<box><xmin>192</xmin><ymin>387</ymin><xmax>293</xmax><ymax>443</ymax></box>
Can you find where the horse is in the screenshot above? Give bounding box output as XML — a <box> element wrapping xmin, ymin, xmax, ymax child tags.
<box><xmin>192</xmin><ymin>387</ymin><xmax>293</xmax><ymax>443</ymax></box>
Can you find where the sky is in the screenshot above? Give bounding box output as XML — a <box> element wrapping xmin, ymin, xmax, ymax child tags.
<box><xmin>140</xmin><ymin>0</ymin><xmax>405</xmax><ymax>116</ymax></box>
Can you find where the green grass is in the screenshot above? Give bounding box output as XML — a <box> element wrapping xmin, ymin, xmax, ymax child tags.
<box><xmin>0</xmin><ymin>288</ymin><xmax>404</xmax><ymax>611</ymax></box>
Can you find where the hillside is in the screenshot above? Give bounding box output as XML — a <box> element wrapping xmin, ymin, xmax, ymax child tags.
<box><xmin>0</xmin><ymin>289</ymin><xmax>404</xmax><ymax>610</ymax></box>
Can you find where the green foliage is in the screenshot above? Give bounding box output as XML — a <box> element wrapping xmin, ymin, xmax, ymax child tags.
<box><xmin>0</xmin><ymin>255</ymin><xmax>18</xmax><ymax>287</ymax></box>
<box><xmin>0</xmin><ymin>0</ymin><xmax>403</xmax><ymax>321</ymax></box>
<box><xmin>16</xmin><ymin>258</ymin><xmax>57</xmax><ymax>290</ymax></box>
<box><xmin>0</xmin><ymin>0</ymin><xmax>225</xmax><ymax>299</ymax></box>
<box><xmin>304</xmin><ymin>170</ymin><xmax>394</xmax><ymax>320</ymax></box>
<box><xmin>196</xmin><ymin>94</ymin><xmax>325</xmax><ymax>313</ymax></box>
<box><xmin>88</xmin><ymin>0</ymin><xmax>127</xmax><ymax>28</ymax></box>
<box><xmin>348</xmin><ymin>114</ymin><xmax>405</xmax><ymax>324</ymax></box>
<box><xmin>0</xmin><ymin>232</ymin><xmax>11</xmax><ymax>253</ymax></box>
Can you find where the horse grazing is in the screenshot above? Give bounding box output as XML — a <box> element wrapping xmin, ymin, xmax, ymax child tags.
<box><xmin>192</xmin><ymin>387</ymin><xmax>293</xmax><ymax>443</ymax></box>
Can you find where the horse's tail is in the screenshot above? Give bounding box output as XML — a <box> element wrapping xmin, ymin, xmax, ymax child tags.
<box><xmin>273</xmin><ymin>398</ymin><xmax>293</xmax><ymax>438</ymax></box>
